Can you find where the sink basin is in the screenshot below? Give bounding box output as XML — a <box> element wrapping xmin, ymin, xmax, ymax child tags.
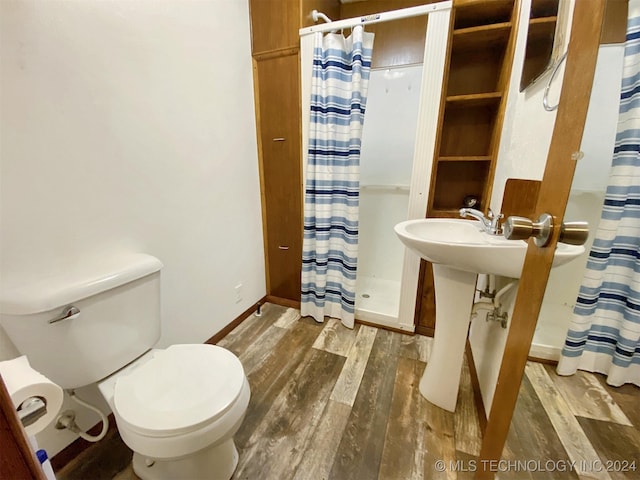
<box><xmin>394</xmin><ymin>218</ymin><xmax>584</xmax><ymax>278</ymax></box>
<box><xmin>393</xmin><ymin>218</ymin><xmax>586</xmax><ymax>412</ymax></box>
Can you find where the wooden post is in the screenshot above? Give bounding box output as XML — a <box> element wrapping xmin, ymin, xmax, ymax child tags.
<box><xmin>475</xmin><ymin>1</ymin><xmax>606</xmax><ymax>478</ymax></box>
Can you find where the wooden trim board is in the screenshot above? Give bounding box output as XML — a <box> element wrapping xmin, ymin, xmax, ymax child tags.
<box><xmin>355</xmin><ymin>319</ymin><xmax>414</xmax><ymax>336</ymax></box>
<box><xmin>500</xmin><ymin>178</ymin><xmax>541</xmax><ymax>220</ymax></box>
<box><xmin>601</xmin><ymin>0</ymin><xmax>628</xmax><ymax>44</ymax></box>
<box><xmin>252</xmin><ymin>55</ymin><xmax>271</xmax><ymax>296</ymax></box>
<box><xmin>265</xmin><ymin>295</ymin><xmax>301</xmax><ymax>310</ymax></box>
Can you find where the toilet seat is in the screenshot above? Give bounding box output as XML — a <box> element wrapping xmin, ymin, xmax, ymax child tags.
<box><xmin>114</xmin><ymin>344</ymin><xmax>245</xmax><ymax>437</ymax></box>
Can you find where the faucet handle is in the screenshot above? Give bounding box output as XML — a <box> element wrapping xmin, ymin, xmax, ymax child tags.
<box><xmin>487</xmin><ymin>209</ymin><xmax>504</xmax><ymax>234</ymax></box>
<box><xmin>487</xmin><ymin>208</ymin><xmax>503</xmax><ymax>221</ymax></box>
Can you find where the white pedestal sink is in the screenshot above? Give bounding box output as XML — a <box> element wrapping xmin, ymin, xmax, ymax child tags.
<box><xmin>394</xmin><ymin>218</ymin><xmax>584</xmax><ymax>412</ymax></box>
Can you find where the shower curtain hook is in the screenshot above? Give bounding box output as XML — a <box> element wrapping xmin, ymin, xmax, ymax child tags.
<box><xmin>340</xmin><ymin>25</ymin><xmax>352</xmax><ymax>38</ymax></box>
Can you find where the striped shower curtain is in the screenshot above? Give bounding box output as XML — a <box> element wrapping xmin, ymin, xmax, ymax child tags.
<box><xmin>300</xmin><ymin>26</ymin><xmax>374</xmax><ymax>328</ymax></box>
<box><xmin>557</xmin><ymin>2</ymin><xmax>640</xmax><ymax>387</ymax></box>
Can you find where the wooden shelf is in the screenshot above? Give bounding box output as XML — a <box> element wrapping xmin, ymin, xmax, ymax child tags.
<box><xmin>452</xmin><ymin>22</ymin><xmax>512</xmax><ymax>50</ymax></box>
<box><xmin>528</xmin><ymin>16</ymin><xmax>557</xmax><ymax>41</ymax></box>
<box><xmin>432</xmin><ymin>161</ymin><xmax>490</xmax><ymax>211</ymax></box>
<box><xmin>439</xmin><ymin>103</ymin><xmax>499</xmax><ymax>157</ymax></box>
<box><xmin>419</xmin><ymin>0</ymin><xmax>517</xmax><ymax>337</ymax></box>
<box><xmin>530</xmin><ymin>15</ymin><xmax>558</xmax><ymax>25</ymax></box>
<box><xmin>447</xmin><ymin>22</ymin><xmax>512</xmax><ymax>95</ymax></box>
<box><xmin>446</xmin><ymin>92</ymin><xmax>502</xmax><ymax>107</ymax></box>
<box><xmin>428</xmin><ymin>208</ymin><xmax>461</xmax><ymax>218</ymax></box>
<box><xmin>530</xmin><ymin>0</ymin><xmax>559</xmax><ymax>19</ymax></box>
<box><xmin>429</xmin><ymin>208</ymin><xmax>498</xmax><ymax>219</ymax></box>
<box><xmin>438</xmin><ymin>155</ymin><xmax>492</xmax><ymax>163</ymax></box>
<box><xmin>454</xmin><ymin>0</ymin><xmax>514</xmax><ymax>29</ymax></box>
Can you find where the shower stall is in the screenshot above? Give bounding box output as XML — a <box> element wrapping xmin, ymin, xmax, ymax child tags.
<box><xmin>299</xmin><ymin>2</ymin><xmax>451</xmax><ymax>331</ymax></box>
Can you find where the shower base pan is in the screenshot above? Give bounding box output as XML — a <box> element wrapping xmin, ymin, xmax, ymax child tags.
<box><xmin>355</xmin><ymin>275</ymin><xmax>401</xmax><ymax>329</ymax></box>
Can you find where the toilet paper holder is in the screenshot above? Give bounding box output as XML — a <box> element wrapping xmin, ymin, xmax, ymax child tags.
<box><xmin>17</xmin><ymin>396</ymin><xmax>48</xmax><ymax>427</ymax></box>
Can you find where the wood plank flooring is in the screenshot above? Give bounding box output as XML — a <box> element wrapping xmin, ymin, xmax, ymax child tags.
<box><xmin>58</xmin><ymin>303</ymin><xmax>640</xmax><ymax>480</ymax></box>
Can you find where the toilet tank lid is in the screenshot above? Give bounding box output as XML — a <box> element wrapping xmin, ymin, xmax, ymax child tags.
<box><xmin>0</xmin><ymin>253</ymin><xmax>163</xmax><ymax>315</ymax></box>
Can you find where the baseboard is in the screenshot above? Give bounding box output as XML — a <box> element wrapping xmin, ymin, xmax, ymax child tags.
<box><xmin>527</xmin><ymin>355</ymin><xmax>559</xmax><ymax>366</ymax></box>
<box><xmin>205</xmin><ymin>297</ymin><xmax>267</xmax><ymax>345</ymax></box>
<box><xmin>265</xmin><ymin>295</ymin><xmax>300</xmax><ymax>309</ymax></box>
<box><xmin>415</xmin><ymin>324</ymin><xmax>434</xmax><ymax>337</ymax></box>
<box><xmin>355</xmin><ymin>318</ymin><xmax>414</xmax><ymax>335</ymax></box>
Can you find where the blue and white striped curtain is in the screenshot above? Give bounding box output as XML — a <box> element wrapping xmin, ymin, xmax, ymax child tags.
<box><xmin>300</xmin><ymin>26</ymin><xmax>374</xmax><ymax>328</ymax></box>
<box><xmin>557</xmin><ymin>2</ymin><xmax>640</xmax><ymax>387</ymax></box>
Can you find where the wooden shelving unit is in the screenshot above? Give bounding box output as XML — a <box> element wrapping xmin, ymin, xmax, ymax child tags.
<box><xmin>416</xmin><ymin>0</ymin><xmax>520</xmax><ymax>336</ymax></box>
<box><xmin>452</xmin><ymin>22</ymin><xmax>512</xmax><ymax>49</ymax></box>
<box><xmin>452</xmin><ymin>0</ymin><xmax>514</xmax><ymax>29</ymax></box>
<box><xmin>427</xmin><ymin>0</ymin><xmax>518</xmax><ymax>217</ymax></box>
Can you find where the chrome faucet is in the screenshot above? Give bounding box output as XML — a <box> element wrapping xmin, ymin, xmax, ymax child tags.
<box><xmin>459</xmin><ymin>207</ymin><xmax>503</xmax><ymax>235</ymax></box>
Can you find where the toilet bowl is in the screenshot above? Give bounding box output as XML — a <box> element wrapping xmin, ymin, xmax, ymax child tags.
<box><xmin>98</xmin><ymin>344</ymin><xmax>250</xmax><ymax>480</ymax></box>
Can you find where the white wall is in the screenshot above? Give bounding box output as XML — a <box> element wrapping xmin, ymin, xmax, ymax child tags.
<box><xmin>0</xmin><ymin>0</ymin><xmax>265</xmax><ymax>456</ymax></box>
<box><xmin>571</xmin><ymin>45</ymin><xmax>624</xmax><ymax>192</ymax></box>
<box><xmin>470</xmin><ymin>0</ymin><xmax>624</xmax><ymax>412</ymax></box>
<box><xmin>489</xmin><ymin>0</ymin><xmax>571</xmax><ymax>211</ymax></box>
<box><xmin>358</xmin><ymin>65</ymin><xmax>422</xmax><ymax>282</ymax></box>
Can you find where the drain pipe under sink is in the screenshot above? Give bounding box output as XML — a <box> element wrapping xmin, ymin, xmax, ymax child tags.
<box><xmin>471</xmin><ymin>274</ymin><xmax>517</xmax><ymax>328</ymax></box>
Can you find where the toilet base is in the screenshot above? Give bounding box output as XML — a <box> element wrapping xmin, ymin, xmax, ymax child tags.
<box><xmin>132</xmin><ymin>438</ymin><xmax>239</xmax><ymax>480</ymax></box>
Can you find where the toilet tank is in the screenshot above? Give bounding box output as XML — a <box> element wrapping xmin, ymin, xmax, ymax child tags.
<box><xmin>0</xmin><ymin>254</ymin><xmax>163</xmax><ymax>389</ymax></box>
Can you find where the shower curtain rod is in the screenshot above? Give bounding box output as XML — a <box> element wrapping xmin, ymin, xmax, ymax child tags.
<box><xmin>299</xmin><ymin>1</ymin><xmax>452</xmax><ymax>36</ymax></box>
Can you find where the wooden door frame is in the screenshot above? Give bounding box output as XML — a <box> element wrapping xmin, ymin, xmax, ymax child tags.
<box><xmin>476</xmin><ymin>1</ymin><xmax>606</xmax><ymax>477</ymax></box>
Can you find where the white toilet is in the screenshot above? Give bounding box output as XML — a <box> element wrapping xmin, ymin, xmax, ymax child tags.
<box><xmin>0</xmin><ymin>253</ymin><xmax>250</xmax><ymax>480</ymax></box>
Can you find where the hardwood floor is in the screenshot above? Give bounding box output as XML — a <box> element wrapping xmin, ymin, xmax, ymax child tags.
<box><xmin>57</xmin><ymin>303</ymin><xmax>640</xmax><ymax>480</ymax></box>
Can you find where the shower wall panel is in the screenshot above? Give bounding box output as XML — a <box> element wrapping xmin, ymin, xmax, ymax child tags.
<box><xmin>356</xmin><ymin>65</ymin><xmax>422</xmax><ymax>321</ymax></box>
<box><xmin>358</xmin><ymin>189</ymin><xmax>408</xmax><ymax>282</ymax></box>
